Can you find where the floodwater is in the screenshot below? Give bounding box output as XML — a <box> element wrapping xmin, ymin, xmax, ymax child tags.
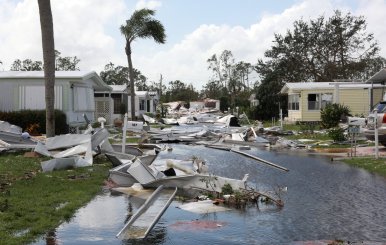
<box><xmin>32</xmin><ymin>144</ymin><xmax>386</xmax><ymax>244</ymax></box>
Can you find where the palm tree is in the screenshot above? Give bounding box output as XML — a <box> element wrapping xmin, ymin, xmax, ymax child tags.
<box><xmin>120</xmin><ymin>8</ymin><xmax>166</xmax><ymax>120</ymax></box>
<box><xmin>37</xmin><ymin>0</ymin><xmax>56</xmax><ymax>137</ymax></box>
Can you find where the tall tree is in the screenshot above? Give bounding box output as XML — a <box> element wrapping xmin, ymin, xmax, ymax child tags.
<box><xmin>100</xmin><ymin>62</ymin><xmax>148</xmax><ymax>89</ymax></box>
<box><xmin>257</xmin><ymin>10</ymin><xmax>383</xmax><ymax>83</ymax></box>
<box><xmin>254</xmin><ymin>10</ymin><xmax>385</xmax><ymax>120</ymax></box>
<box><xmin>55</xmin><ymin>50</ymin><xmax>80</xmax><ymax>71</ymax></box>
<box><xmin>206</xmin><ymin>50</ymin><xmax>253</xmax><ymax>109</ymax></box>
<box><xmin>164</xmin><ymin>80</ymin><xmax>199</xmax><ymax>103</ymax></box>
<box><xmin>100</xmin><ymin>62</ymin><xmax>129</xmax><ymax>85</ymax></box>
<box><xmin>37</xmin><ymin>0</ymin><xmax>55</xmax><ymax>137</ymax></box>
<box><xmin>120</xmin><ymin>8</ymin><xmax>166</xmax><ymax>120</ymax></box>
<box><xmin>10</xmin><ymin>59</ymin><xmax>43</xmax><ymax>71</ymax></box>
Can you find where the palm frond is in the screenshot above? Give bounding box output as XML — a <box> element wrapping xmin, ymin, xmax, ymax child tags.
<box><xmin>120</xmin><ymin>8</ymin><xmax>166</xmax><ymax>44</ymax></box>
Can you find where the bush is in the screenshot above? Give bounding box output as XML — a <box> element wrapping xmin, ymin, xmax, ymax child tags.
<box><xmin>0</xmin><ymin>110</ymin><xmax>68</xmax><ymax>135</ymax></box>
<box><xmin>328</xmin><ymin>127</ymin><xmax>346</xmax><ymax>142</ymax></box>
<box><xmin>321</xmin><ymin>103</ymin><xmax>351</xmax><ymax>129</ymax></box>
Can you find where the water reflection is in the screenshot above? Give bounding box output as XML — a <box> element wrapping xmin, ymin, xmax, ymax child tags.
<box><xmin>31</xmin><ymin>144</ymin><xmax>386</xmax><ymax>244</ymax></box>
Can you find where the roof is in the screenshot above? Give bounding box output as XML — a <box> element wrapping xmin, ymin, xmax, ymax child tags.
<box><xmin>280</xmin><ymin>82</ymin><xmax>385</xmax><ymax>93</ymax></box>
<box><xmin>136</xmin><ymin>91</ymin><xmax>148</xmax><ymax>96</ymax></box>
<box><xmin>0</xmin><ymin>70</ymin><xmax>94</xmax><ymax>78</ymax></box>
<box><xmin>0</xmin><ymin>70</ymin><xmax>111</xmax><ymax>91</ymax></box>
<box><xmin>110</xmin><ymin>85</ymin><xmax>127</xmax><ymax>93</ymax></box>
<box><xmin>366</xmin><ymin>68</ymin><xmax>386</xmax><ymax>83</ymax></box>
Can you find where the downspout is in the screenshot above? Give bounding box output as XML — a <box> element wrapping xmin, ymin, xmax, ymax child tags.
<box><xmin>334</xmin><ymin>84</ymin><xmax>340</xmax><ymax>104</ymax></box>
<box><xmin>370</xmin><ymin>81</ymin><xmax>374</xmax><ymax>111</ymax></box>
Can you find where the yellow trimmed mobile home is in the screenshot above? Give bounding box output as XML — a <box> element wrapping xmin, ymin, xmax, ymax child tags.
<box><xmin>280</xmin><ymin>82</ymin><xmax>386</xmax><ymax>122</ymax></box>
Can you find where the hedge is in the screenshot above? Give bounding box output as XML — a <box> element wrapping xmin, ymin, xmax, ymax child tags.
<box><xmin>0</xmin><ymin>110</ymin><xmax>68</xmax><ymax>135</ymax></box>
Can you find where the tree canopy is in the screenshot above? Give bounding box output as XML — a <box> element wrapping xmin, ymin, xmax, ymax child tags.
<box><xmin>204</xmin><ymin>50</ymin><xmax>254</xmax><ymax>112</ymax></box>
<box><xmin>11</xmin><ymin>59</ymin><xmax>43</xmax><ymax>71</ymax></box>
<box><xmin>99</xmin><ymin>62</ymin><xmax>149</xmax><ymax>91</ymax></box>
<box><xmin>55</xmin><ymin>50</ymin><xmax>80</xmax><ymax>71</ymax></box>
<box><xmin>163</xmin><ymin>80</ymin><xmax>199</xmax><ymax>103</ymax></box>
<box><xmin>10</xmin><ymin>51</ymin><xmax>80</xmax><ymax>71</ymax></box>
<box><xmin>253</xmin><ymin>10</ymin><xmax>385</xmax><ymax>120</ymax></box>
<box><xmin>256</xmin><ymin>10</ymin><xmax>384</xmax><ymax>83</ymax></box>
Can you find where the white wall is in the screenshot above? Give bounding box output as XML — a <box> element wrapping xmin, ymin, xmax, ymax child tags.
<box><xmin>0</xmin><ymin>82</ymin><xmax>15</xmax><ymax>111</ymax></box>
<box><xmin>18</xmin><ymin>85</ymin><xmax>63</xmax><ymax>110</ymax></box>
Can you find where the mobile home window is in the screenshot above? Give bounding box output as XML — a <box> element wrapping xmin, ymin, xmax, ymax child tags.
<box><xmin>288</xmin><ymin>94</ymin><xmax>299</xmax><ymax>110</ymax></box>
<box><xmin>111</xmin><ymin>94</ymin><xmax>122</xmax><ymax>114</ymax></box>
<box><xmin>308</xmin><ymin>94</ymin><xmax>320</xmax><ymax>110</ymax></box>
<box><xmin>308</xmin><ymin>93</ymin><xmax>333</xmax><ymax>110</ymax></box>
<box><xmin>139</xmin><ymin>99</ymin><xmax>145</xmax><ymax>111</ymax></box>
<box><xmin>321</xmin><ymin>93</ymin><xmax>333</xmax><ymax>109</ymax></box>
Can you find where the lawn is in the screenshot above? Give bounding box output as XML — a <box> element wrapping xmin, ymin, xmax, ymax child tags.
<box><xmin>341</xmin><ymin>157</ymin><xmax>386</xmax><ymax>178</ymax></box>
<box><xmin>0</xmin><ymin>152</ymin><xmax>111</xmax><ymax>245</ymax></box>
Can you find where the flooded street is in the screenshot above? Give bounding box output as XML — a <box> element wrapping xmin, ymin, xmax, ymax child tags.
<box><xmin>33</xmin><ymin>145</ymin><xmax>386</xmax><ymax>244</ymax></box>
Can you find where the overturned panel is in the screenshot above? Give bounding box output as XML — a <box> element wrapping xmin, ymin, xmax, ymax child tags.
<box><xmin>45</xmin><ymin>134</ymin><xmax>91</xmax><ymax>150</ymax></box>
<box><xmin>41</xmin><ymin>157</ymin><xmax>92</xmax><ymax>172</ymax></box>
<box><xmin>178</xmin><ymin>200</ymin><xmax>231</xmax><ymax>214</ymax></box>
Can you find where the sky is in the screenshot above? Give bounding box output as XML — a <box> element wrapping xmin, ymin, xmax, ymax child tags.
<box><xmin>0</xmin><ymin>0</ymin><xmax>386</xmax><ymax>89</ymax></box>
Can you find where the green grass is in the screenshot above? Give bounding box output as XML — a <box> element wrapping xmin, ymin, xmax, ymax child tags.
<box><xmin>342</xmin><ymin>157</ymin><xmax>386</xmax><ymax>178</ymax></box>
<box><xmin>0</xmin><ymin>153</ymin><xmax>111</xmax><ymax>245</ymax></box>
<box><xmin>284</xmin><ymin>133</ymin><xmax>332</xmax><ymax>141</ymax></box>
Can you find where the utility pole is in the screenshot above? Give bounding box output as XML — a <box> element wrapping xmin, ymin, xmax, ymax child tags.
<box><xmin>159</xmin><ymin>74</ymin><xmax>163</xmax><ymax>98</ymax></box>
<box><xmin>375</xmin><ymin>109</ymin><xmax>379</xmax><ymax>159</ymax></box>
<box><xmin>159</xmin><ymin>74</ymin><xmax>164</xmax><ymax>117</ymax></box>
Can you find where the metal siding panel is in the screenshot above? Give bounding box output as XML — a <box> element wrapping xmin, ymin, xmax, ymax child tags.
<box><xmin>55</xmin><ymin>86</ymin><xmax>63</xmax><ymax>110</ymax></box>
<box><xmin>25</xmin><ymin>86</ymin><xmax>45</xmax><ymax>109</ymax></box>
<box><xmin>340</xmin><ymin>89</ymin><xmax>368</xmax><ymax>116</ymax></box>
<box><xmin>0</xmin><ymin>82</ymin><xmax>14</xmax><ymax>111</ymax></box>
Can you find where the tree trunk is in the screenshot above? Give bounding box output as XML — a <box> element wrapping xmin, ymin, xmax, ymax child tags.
<box><xmin>38</xmin><ymin>0</ymin><xmax>55</xmax><ymax>137</ymax></box>
<box><xmin>126</xmin><ymin>42</ymin><xmax>136</xmax><ymax>120</ymax></box>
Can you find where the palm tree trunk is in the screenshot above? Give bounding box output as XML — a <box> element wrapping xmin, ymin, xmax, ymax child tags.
<box><xmin>38</xmin><ymin>0</ymin><xmax>55</xmax><ymax>137</ymax></box>
<box><xmin>126</xmin><ymin>42</ymin><xmax>136</xmax><ymax>120</ymax></box>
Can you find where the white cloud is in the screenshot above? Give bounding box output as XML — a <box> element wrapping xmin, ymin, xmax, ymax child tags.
<box><xmin>135</xmin><ymin>0</ymin><xmax>342</xmax><ymax>88</ymax></box>
<box><xmin>355</xmin><ymin>0</ymin><xmax>386</xmax><ymax>58</ymax></box>
<box><xmin>1</xmin><ymin>0</ymin><xmax>386</xmax><ymax>89</ymax></box>
<box><xmin>0</xmin><ymin>0</ymin><xmax>128</xmax><ymax>71</ymax></box>
<box><xmin>135</xmin><ymin>0</ymin><xmax>162</xmax><ymax>10</ymax></box>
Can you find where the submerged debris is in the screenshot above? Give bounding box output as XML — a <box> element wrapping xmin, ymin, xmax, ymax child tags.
<box><xmin>169</xmin><ymin>220</ymin><xmax>227</xmax><ymax>231</ymax></box>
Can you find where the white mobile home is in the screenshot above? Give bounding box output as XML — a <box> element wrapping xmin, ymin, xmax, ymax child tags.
<box><xmin>127</xmin><ymin>91</ymin><xmax>159</xmax><ymax>118</ymax></box>
<box><xmin>0</xmin><ymin>71</ymin><xmax>111</xmax><ymax>126</ymax></box>
<box><xmin>94</xmin><ymin>88</ymin><xmax>159</xmax><ymax>122</ymax></box>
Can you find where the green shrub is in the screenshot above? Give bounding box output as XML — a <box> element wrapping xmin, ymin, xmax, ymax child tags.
<box><xmin>221</xmin><ymin>183</ymin><xmax>234</xmax><ymax>195</ymax></box>
<box><xmin>321</xmin><ymin>103</ymin><xmax>351</xmax><ymax>129</ymax></box>
<box><xmin>328</xmin><ymin>127</ymin><xmax>346</xmax><ymax>142</ymax></box>
<box><xmin>0</xmin><ymin>110</ymin><xmax>68</xmax><ymax>135</ymax></box>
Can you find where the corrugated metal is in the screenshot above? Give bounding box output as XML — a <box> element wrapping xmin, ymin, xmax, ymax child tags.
<box><xmin>73</xmin><ymin>86</ymin><xmax>95</xmax><ymax>111</ymax></box>
<box><xmin>18</xmin><ymin>85</ymin><xmax>63</xmax><ymax>110</ymax></box>
<box><xmin>0</xmin><ymin>82</ymin><xmax>14</xmax><ymax>111</ymax></box>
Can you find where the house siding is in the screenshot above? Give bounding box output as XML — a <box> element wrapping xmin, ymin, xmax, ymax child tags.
<box><xmin>339</xmin><ymin>89</ymin><xmax>369</xmax><ymax>117</ymax></box>
<box><xmin>0</xmin><ymin>82</ymin><xmax>15</xmax><ymax>111</ymax></box>
<box><xmin>287</xmin><ymin>87</ymin><xmax>385</xmax><ymax>121</ymax></box>
<box><xmin>372</xmin><ymin>87</ymin><xmax>384</xmax><ymax>106</ymax></box>
<box><xmin>300</xmin><ymin>89</ymin><xmax>334</xmax><ymax>121</ymax></box>
<box><xmin>0</xmin><ymin>73</ymin><xmax>110</xmax><ymax>125</ymax></box>
<box><xmin>287</xmin><ymin>110</ymin><xmax>301</xmax><ymax>121</ymax></box>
